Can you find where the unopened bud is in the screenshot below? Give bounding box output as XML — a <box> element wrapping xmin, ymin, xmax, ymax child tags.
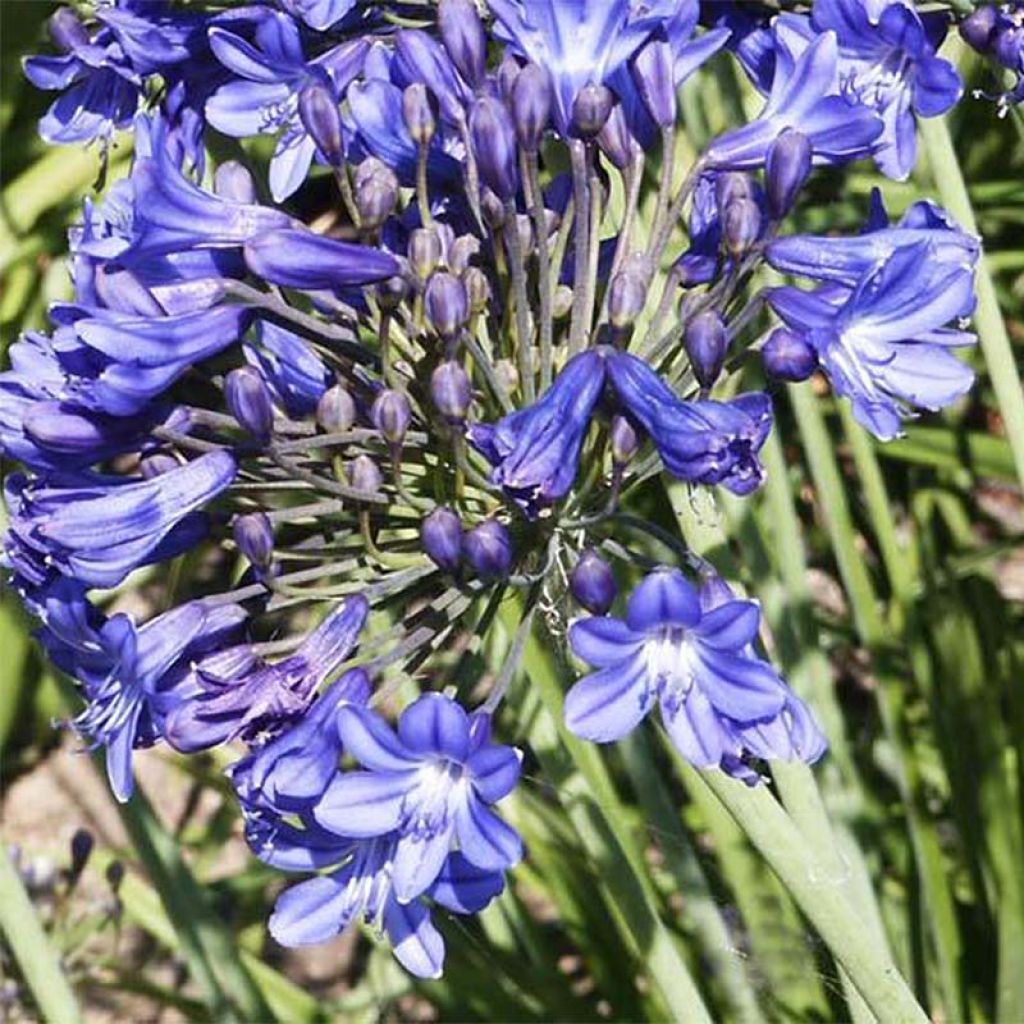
<box><xmin>317</xmin><ymin>384</ymin><xmax>357</xmax><ymax>432</ymax></box>
<box><xmin>960</xmin><ymin>6</ymin><xmax>998</xmax><ymax>52</ymax></box>
<box><xmin>140</xmin><ymin>452</ymin><xmax>180</xmax><ymax>479</ymax></box>
<box><xmin>610</xmin><ymin>414</ymin><xmax>639</xmax><ymax>466</ymax></box>
<box><xmin>431</xmin><ymin>360</ymin><xmax>472</xmax><ymax>421</ymax></box>
<box><xmin>69</xmin><ymin>829</ymin><xmax>94</xmax><ymax>880</ymax></box>
<box><xmin>299</xmin><ymin>81</ymin><xmax>344</xmax><ymax>166</ymax></box>
<box><xmin>225</xmin><ymin>366</ymin><xmax>274</xmax><ymax>441</ymax></box>
<box><xmin>214</xmin><ymin>161</ymin><xmax>257</xmax><ymax>204</ymax></box>
<box><xmin>348</xmin><ymin>454</ymin><xmax>383</xmax><ymax>495</ymax></box>
<box><xmin>597</xmin><ymin>104</ymin><xmax>639</xmax><ymax>171</ymax></box>
<box><xmin>995</xmin><ymin>26</ymin><xmax>1024</xmax><ymax>70</ymax></box>
<box><xmin>421</xmin><ymin>506</ymin><xmax>463</xmax><ymax>572</ymax></box>
<box><xmin>632</xmin><ymin>40</ymin><xmax>675</xmax><ymax>129</ymax></box>
<box><xmin>356</xmin><ymin>176</ymin><xmax>398</xmax><ymax>230</ymax></box>
<box><xmin>371</xmin><ymin>388</ymin><xmax>412</xmax><ymax>443</ymax></box>
<box><xmin>438</xmin><ymin>0</ymin><xmax>487</xmax><ymax>88</ymax></box>
<box><xmin>511</xmin><ymin>63</ymin><xmax>552</xmax><ymax>152</ymax></box>
<box><xmin>552</xmin><ymin>284</ymin><xmax>574</xmax><ymax>319</ymax></box>
<box><xmin>495</xmin><ymin>358</ymin><xmax>519</xmax><ymax>394</ymax></box>
<box><xmin>570</xmin><ymin>549</ymin><xmax>617</xmax><ymax>615</ymax></box>
<box><xmin>425</xmin><ymin>271</ymin><xmax>469</xmax><ymax>338</ymax></box>
<box><xmin>762</xmin><ymin>327</ymin><xmax>817</xmax><ymax>382</ymax></box>
<box><xmin>496</xmin><ymin>54</ymin><xmax>521</xmax><ymax>100</ymax></box>
<box><xmin>449</xmin><ymin>235</ymin><xmax>480</xmax><ymax>274</ymax></box>
<box><xmin>722</xmin><ymin>197</ymin><xmax>762</xmax><ymax>256</ymax></box>
<box><xmin>608</xmin><ymin>267</ymin><xmax>647</xmax><ymax>328</ymax></box>
<box><xmin>481</xmin><ymin>188</ymin><xmax>507</xmax><ymax>228</ymax></box>
<box><xmin>572</xmin><ymin>83</ymin><xmax>614</xmax><ymax>137</ymax></box>
<box><xmin>402</xmin><ymin>82</ymin><xmax>436</xmax><ymax>145</ymax></box>
<box><xmin>464</xmin><ymin>519</ymin><xmax>513</xmax><ymax>579</ymax></box>
<box><xmin>233</xmin><ymin>511</ymin><xmax>274</xmax><ymax>568</ymax></box>
<box><xmin>409</xmin><ymin>227</ymin><xmax>443</xmax><ymax>279</ymax></box>
<box><xmin>376</xmin><ymin>274</ymin><xmax>409</xmax><ymax>311</ymax></box>
<box><xmin>470</xmin><ymin>96</ymin><xmax>519</xmax><ymax>201</ymax></box>
<box><xmin>684</xmin><ymin>310</ymin><xmax>729</xmax><ymax>389</ymax></box>
<box><xmin>354</xmin><ymin>157</ymin><xmax>388</xmax><ymax>192</ymax></box>
<box><xmin>715</xmin><ymin>171</ymin><xmax>756</xmax><ymax>212</ymax></box>
<box><xmin>766</xmin><ymin>129</ymin><xmax>812</xmax><ymax>220</ymax></box>
<box><xmin>463</xmin><ymin>266</ymin><xmax>490</xmax><ymax>313</ymax></box>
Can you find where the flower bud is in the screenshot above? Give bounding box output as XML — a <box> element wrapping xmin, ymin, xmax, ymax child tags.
<box><xmin>420</xmin><ymin>506</ymin><xmax>463</xmax><ymax>572</ymax></box>
<box><xmin>572</xmin><ymin>83</ymin><xmax>614</xmax><ymax>137</ymax></box>
<box><xmin>409</xmin><ymin>227</ymin><xmax>443</xmax><ymax>279</ymax></box>
<box><xmin>608</xmin><ymin>266</ymin><xmax>648</xmax><ymax>329</ymax></box>
<box><xmin>353</xmin><ymin>157</ymin><xmax>388</xmax><ymax>192</ymax></box>
<box><xmin>511</xmin><ymin>63</ymin><xmax>552</xmax><ymax>152</ymax></box>
<box><xmin>597</xmin><ymin>104</ymin><xmax>639</xmax><ymax>171</ymax></box>
<box><xmin>50</xmin><ymin>7</ymin><xmax>89</xmax><ymax>51</ymax></box>
<box><xmin>356</xmin><ymin>176</ymin><xmax>398</xmax><ymax>230</ymax></box>
<box><xmin>463</xmin><ymin>266</ymin><xmax>490</xmax><ymax>314</ymax></box>
<box><xmin>481</xmin><ymin>188</ymin><xmax>507</xmax><ymax>228</ymax></box>
<box><xmin>553</xmin><ymin>285</ymin><xmax>574</xmax><ymax>319</ymax></box>
<box><xmin>225</xmin><ymin>366</ymin><xmax>274</xmax><ymax>441</ymax></box>
<box><xmin>632</xmin><ymin>40</ymin><xmax>675</xmax><ymax>129</ymax></box>
<box><xmin>496</xmin><ymin>54</ymin><xmax>521</xmax><ymax>100</ymax></box>
<box><xmin>722</xmin><ymin>197</ymin><xmax>761</xmax><ymax>256</ymax></box>
<box><xmin>438</xmin><ymin>0</ymin><xmax>487</xmax><ymax>88</ymax></box>
<box><xmin>425</xmin><ymin>271</ymin><xmax>469</xmax><ymax>338</ymax></box>
<box><xmin>140</xmin><ymin>452</ymin><xmax>180</xmax><ymax>479</ymax></box>
<box><xmin>464</xmin><ymin>519</ymin><xmax>512</xmax><ymax>579</ymax></box>
<box><xmin>431</xmin><ymin>360</ymin><xmax>472</xmax><ymax>421</ymax></box>
<box><xmin>762</xmin><ymin>327</ymin><xmax>817</xmax><ymax>382</ymax></box>
<box><xmin>348</xmin><ymin>454</ymin><xmax>383</xmax><ymax>495</ymax></box>
<box><xmin>449</xmin><ymin>235</ymin><xmax>480</xmax><ymax>274</ymax></box>
<box><xmin>715</xmin><ymin>171</ymin><xmax>755</xmax><ymax>212</ymax></box>
<box><xmin>214</xmin><ymin>160</ymin><xmax>257</xmax><ymax>204</ymax></box>
<box><xmin>298</xmin><ymin>81</ymin><xmax>344</xmax><ymax>166</ymax></box>
<box><xmin>995</xmin><ymin>26</ymin><xmax>1024</xmax><ymax>70</ymax></box>
<box><xmin>960</xmin><ymin>6</ymin><xmax>998</xmax><ymax>52</ymax></box>
<box><xmin>233</xmin><ymin>511</ymin><xmax>274</xmax><ymax>568</ymax></box>
<box><xmin>376</xmin><ymin>274</ymin><xmax>409</xmax><ymax>311</ymax></box>
<box><xmin>470</xmin><ymin>96</ymin><xmax>519</xmax><ymax>201</ymax></box>
<box><xmin>698</xmin><ymin>571</ymin><xmax>736</xmax><ymax>611</ymax></box>
<box><xmin>495</xmin><ymin>358</ymin><xmax>519</xmax><ymax>395</ymax></box>
<box><xmin>766</xmin><ymin>128</ymin><xmax>812</xmax><ymax>220</ymax></box>
<box><xmin>371</xmin><ymin>388</ymin><xmax>412</xmax><ymax>444</ymax></box>
<box><xmin>610</xmin><ymin>415</ymin><xmax>640</xmax><ymax>466</ymax></box>
<box><xmin>317</xmin><ymin>384</ymin><xmax>357</xmax><ymax>432</ymax></box>
<box><xmin>402</xmin><ymin>82</ymin><xmax>436</xmax><ymax>145</ymax></box>
<box><xmin>570</xmin><ymin>549</ymin><xmax>617</xmax><ymax>614</ymax></box>
<box><xmin>69</xmin><ymin>829</ymin><xmax>94</xmax><ymax>880</ymax></box>
<box><xmin>684</xmin><ymin>310</ymin><xmax>729</xmax><ymax>389</ymax></box>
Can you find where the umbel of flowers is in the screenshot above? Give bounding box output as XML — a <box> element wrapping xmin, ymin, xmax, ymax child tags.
<box><xmin>6</xmin><ymin>0</ymin><xmax>979</xmax><ymax>978</ymax></box>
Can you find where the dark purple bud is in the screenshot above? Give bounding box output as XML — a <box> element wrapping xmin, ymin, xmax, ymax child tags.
<box><xmin>356</xmin><ymin>176</ymin><xmax>398</xmax><ymax>230</ymax></box>
<box><xmin>299</xmin><ymin>82</ymin><xmax>344</xmax><ymax>166</ymax></box>
<box><xmin>766</xmin><ymin>129</ymin><xmax>812</xmax><ymax>220</ymax></box>
<box><xmin>685</xmin><ymin>310</ymin><xmax>729</xmax><ymax>389</ymax></box>
<box><xmin>377</xmin><ymin>274</ymin><xmax>409</xmax><ymax>311</ymax></box>
<box><xmin>597</xmin><ymin>104</ymin><xmax>639</xmax><ymax>171</ymax></box>
<box><xmin>438</xmin><ymin>0</ymin><xmax>487</xmax><ymax>88</ymax></box>
<box><xmin>497</xmin><ymin>54</ymin><xmax>521</xmax><ymax>100</ymax></box>
<box><xmin>371</xmin><ymin>389</ymin><xmax>412</xmax><ymax>443</ymax></box>
<box><xmin>225</xmin><ymin>366</ymin><xmax>274</xmax><ymax>441</ymax></box>
<box><xmin>464</xmin><ymin>519</ymin><xmax>513</xmax><ymax>579</ymax></box>
<box><xmin>481</xmin><ymin>188</ymin><xmax>507</xmax><ymax>228</ymax></box>
<box><xmin>632</xmin><ymin>40</ymin><xmax>675</xmax><ymax>129</ymax></box>
<box><xmin>348</xmin><ymin>454</ymin><xmax>383</xmax><ymax>495</ymax></box>
<box><xmin>233</xmin><ymin>511</ymin><xmax>274</xmax><ymax>568</ymax></box>
<box><xmin>69</xmin><ymin>829</ymin><xmax>94</xmax><ymax>879</ymax></box>
<box><xmin>610</xmin><ymin>415</ymin><xmax>640</xmax><ymax>466</ymax></box>
<box><xmin>449</xmin><ymin>235</ymin><xmax>480</xmax><ymax>274</ymax></box>
<box><xmin>715</xmin><ymin>172</ymin><xmax>756</xmax><ymax>212</ymax></box>
<box><xmin>511</xmin><ymin>63</ymin><xmax>552</xmax><ymax>152</ymax></box>
<box><xmin>994</xmin><ymin>26</ymin><xmax>1024</xmax><ymax>70</ymax></box>
<box><xmin>463</xmin><ymin>267</ymin><xmax>490</xmax><ymax>313</ymax></box>
<box><xmin>402</xmin><ymin>83</ymin><xmax>437</xmax><ymax>145</ymax></box>
<box><xmin>762</xmin><ymin>327</ymin><xmax>818</xmax><ymax>382</ymax></box>
<box><xmin>317</xmin><ymin>384</ymin><xmax>357</xmax><ymax>432</ymax></box>
<box><xmin>698</xmin><ymin>571</ymin><xmax>736</xmax><ymax>611</ymax></box>
<box><xmin>960</xmin><ymin>6</ymin><xmax>998</xmax><ymax>52</ymax></box>
<box><xmin>409</xmin><ymin>227</ymin><xmax>443</xmax><ymax>279</ymax></box>
<box><xmin>425</xmin><ymin>271</ymin><xmax>469</xmax><ymax>337</ymax></box>
<box><xmin>470</xmin><ymin>97</ymin><xmax>519</xmax><ymax>201</ymax></box>
<box><xmin>570</xmin><ymin>549</ymin><xmax>617</xmax><ymax>615</ymax></box>
<box><xmin>354</xmin><ymin>157</ymin><xmax>389</xmax><ymax>192</ymax></box>
<box><xmin>431</xmin><ymin>360</ymin><xmax>472</xmax><ymax>421</ymax></box>
<box><xmin>140</xmin><ymin>452</ymin><xmax>180</xmax><ymax>479</ymax></box>
<box><xmin>214</xmin><ymin>161</ymin><xmax>257</xmax><ymax>204</ymax></box>
<box><xmin>50</xmin><ymin>7</ymin><xmax>89</xmax><ymax>51</ymax></box>
<box><xmin>420</xmin><ymin>506</ymin><xmax>463</xmax><ymax>572</ymax></box>
<box><xmin>608</xmin><ymin>266</ymin><xmax>648</xmax><ymax>328</ymax></box>
<box><xmin>722</xmin><ymin>197</ymin><xmax>762</xmax><ymax>256</ymax></box>
<box><xmin>572</xmin><ymin>83</ymin><xmax>614</xmax><ymax>137</ymax></box>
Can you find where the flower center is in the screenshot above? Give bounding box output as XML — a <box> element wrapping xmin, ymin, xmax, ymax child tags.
<box><xmin>402</xmin><ymin>759</ymin><xmax>465</xmax><ymax>839</ymax></box>
<box><xmin>644</xmin><ymin>628</ymin><xmax>699</xmax><ymax>715</ymax></box>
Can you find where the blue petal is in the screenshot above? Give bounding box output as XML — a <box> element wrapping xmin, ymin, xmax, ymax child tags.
<box><xmin>430</xmin><ymin>852</ymin><xmax>505</xmax><ymax>914</ymax></box>
<box><xmin>315</xmin><ymin>770</ymin><xmax>416</xmax><ymax>837</ymax></box>
<box><xmin>625</xmin><ymin>569</ymin><xmax>701</xmax><ymax>631</ymax></box>
<box><xmin>568</xmin><ymin>616</ymin><xmax>645</xmax><ymax>668</ymax></box>
<box><xmin>398</xmin><ymin>693</ymin><xmax>470</xmax><ymax>761</ymax></box>
<box><xmin>383</xmin><ymin>895</ymin><xmax>445</xmax><ymax>979</ymax></box>
<box><xmin>692</xmin><ymin>647</ymin><xmax>787</xmax><ymax>722</ymax></box>
<box><xmin>693</xmin><ymin>600</ymin><xmax>761</xmax><ymax>651</ymax></box>
<box><xmin>392</xmin><ymin>825</ymin><xmax>455</xmax><ymax>903</ymax></box>
<box><xmin>564</xmin><ymin>650</ymin><xmax>652</xmax><ymax>743</ymax></box>
<box><xmin>466</xmin><ymin>744</ymin><xmax>521</xmax><ymax>803</ymax></box>
<box><xmin>454</xmin><ymin>793</ymin><xmax>523</xmax><ymax>872</ymax></box>
<box><xmin>269</xmin><ymin>872</ymin><xmax>355</xmax><ymax>947</ymax></box>
<box><xmin>660</xmin><ymin>687</ymin><xmax>733</xmax><ymax>768</ymax></box>
<box><xmin>337</xmin><ymin>705</ymin><xmax>421</xmax><ymax>772</ymax></box>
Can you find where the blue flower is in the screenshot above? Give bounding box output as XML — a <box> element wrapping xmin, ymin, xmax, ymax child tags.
<box><xmin>317</xmin><ymin>694</ymin><xmax>522</xmax><ymax>903</ymax></box>
<box><xmin>606</xmin><ymin>351</ymin><xmax>773</xmax><ymax>496</ymax></box>
<box><xmin>279</xmin><ymin>0</ymin><xmax>360</xmax><ymax>33</ymax></box>
<box><xmin>244</xmin><ymin>322</ymin><xmax>333</xmax><ymax>418</ymax></box>
<box><xmin>565</xmin><ymin>568</ymin><xmax>822</xmax><ymax>772</ymax></box>
<box><xmin>206</xmin><ymin>14</ymin><xmax>369</xmax><ymax>200</ymax></box>
<box><xmin>469</xmin><ymin>350</ymin><xmax>606</xmax><ymax>518</ymax></box>
<box><xmin>769</xmin><ymin>240</ymin><xmax>977</xmax><ymax>440</ymax></box>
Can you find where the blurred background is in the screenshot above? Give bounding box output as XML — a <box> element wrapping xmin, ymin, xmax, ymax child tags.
<box><xmin>2</xmin><ymin>3</ymin><xmax>1024</xmax><ymax>1021</ymax></box>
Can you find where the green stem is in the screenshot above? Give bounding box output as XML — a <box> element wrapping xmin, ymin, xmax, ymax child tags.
<box><xmin>0</xmin><ymin>843</ymin><xmax>82</xmax><ymax>1024</ymax></box>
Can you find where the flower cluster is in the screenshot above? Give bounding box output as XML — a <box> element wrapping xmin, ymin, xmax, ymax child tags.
<box><xmin>960</xmin><ymin>3</ymin><xmax>1024</xmax><ymax>112</ymax></box>
<box><xmin>6</xmin><ymin>0</ymin><xmax>979</xmax><ymax>978</ymax></box>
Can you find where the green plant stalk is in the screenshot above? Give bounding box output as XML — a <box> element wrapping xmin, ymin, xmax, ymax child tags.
<box><xmin>0</xmin><ymin>841</ymin><xmax>82</xmax><ymax>1024</ymax></box>
<box><xmin>919</xmin><ymin>114</ymin><xmax>1024</xmax><ymax>491</ymax></box>
<box><xmin>694</xmin><ymin>768</ymin><xmax>930</xmax><ymax>1024</ymax></box>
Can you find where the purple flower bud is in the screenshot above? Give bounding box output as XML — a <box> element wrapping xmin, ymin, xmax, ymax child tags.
<box><xmin>409</xmin><ymin>227</ymin><xmax>443</xmax><ymax>279</ymax></box>
<box><xmin>698</xmin><ymin>571</ymin><xmax>736</xmax><ymax>612</ymax></box>
<box><xmin>348</xmin><ymin>454</ymin><xmax>383</xmax><ymax>495</ymax></box>
<box><xmin>402</xmin><ymin>83</ymin><xmax>437</xmax><ymax>145</ymax></box>
<box><xmin>610</xmin><ymin>415</ymin><xmax>640</xmax><ymax>466</ymax></box>
<box><xmin>570</xmin><ymin>549</ymin><xmax>617</xmax><ymax>614</ymax></box>
<box><xmin>597</xmin><ymin>104</ymin><xmax>639</xmax><ymax>171</ymax></box>
<box><xmin>497</xmin><ymin>54</ymin><xmax>521</xmax><ymax>100</ymax></box>
<box><xmin>715</xmin><ymin>172</ymin><xmax>756</xmax><ymax>212</ymax></box>
<box><xmin>449</xmin><ymin>235</ymin><xmax>480</xmax><ymax>274</ymax></box>
<box><xmin>420</xmin><ymin>506</ymin><xmax>463</xmax><ymax>572</ymax></box>
<box><xmin>723</xmin><ymin>197</ymin><xmax>762</xmax><ymax>256</ymax></box>
<box><xmin>632</xmin><ymin>40</ymin><xmax>675</xmax><ymax>129</ymax></box>
<box><xmin>371</xmin><ymin>389</ymin><xmax>412</xmax><ymax>444</ymax></box>
<box><xmin>960</xmin><ymin>6</ymin><xmax>998</xmax><ymax>52</ymax></box>
<box><xmin>481</xmin><ymin>188</ymin><xmax>507</xmax><ymax>228</ymax></box>
<box><xmin>225</xmin><ymin>366</ymin><xmax>274</xmax><ymax>441</ymax></box>
<box><xmin>214</xmin><ymin>161</ymin><xmax>257</xmax><ymax>204</ymax></box>
<box><xmin>317</xmin><ymin>384</ymin><xmax>357</xmax><ymax>432</ymax></box>
<box><xmin>140</xmin><ymin>452</ymin><xmax>180</xmax><ymax>479</ymax></box>
<box><xmin>470</xmin><ymin>97</ymin><xmax>519</xmax><ymax>201</ymax></box>
<box><xmin>298</xmin><ymin>82</ymin><xmax>344</xmax><ymax>166</ymax></box>
<box><xmin>572</xmin><ymin>83</ymin><xmax>614</xmax><ymax>137</ymax></box>
<box><xmin>438</xmin><ymin>0</ymin><xmax>487</xmax><ymax>89</ymax></box>
<box><xmin>425</xmin><ymin>271</ymin><xmax>469</xmax><ymax>338</ymax></box>
<box><xmin>762</xmin><ymin>327</ymin><xmax>818</xmax><ymax>382</ymax></box>
<box><xmin>608</xmin><ymin>266</ymin><xmax>648</xmax><ymax>328</ymax></box>
<box><xmin>234</xmin><ymin>511</ymin><xmax>274</xmax><ymax>568</ymax></box>
<box><xmin>69</xmin><ymin>829</ymin><xmax>94</xmax><ymax>879</ymax></box>
<box><xmin>464</xmin><ymin>519</ymin><xmax>512</xmax><ymax>579</ymax></box>
<box><xmin>495</xmin><ymin>358</ymin><xmax>519</xmax><ymax>394</ymax></box>
<box><xmin>766</xmin><ymin>129</ymin><xmax>812</xmax><ymax>220</ymax></box>
<box><xmin>49</xmin><ymin>7</ymin><xmax>89</xmax><ymax>51</ymax></box>
<box><xmin>995</xmin><ymin>26</ymin><xmax>1024</xmax><ymax>70</ymax></box>
<box><xmin>377</xmin><ymin>274</ymin><xmax>409</xmax><ymax>311</ymax></box>
<box><xmin>353</xmin><ymin>157</ymin><xmax>389</xmax><ymax>192</ymax></box>
<box><xmin>431</xmin><ymin>360</ymin><xmax>472</xmax><ymax>421</ymax></box>
<box><xmin>511</xmin><ymin>63</ymin><xmax>552</xmax><ymax>152</ymax></box>
<box><xmin>356</xmin><ymin>176</ymin><xmax>398</xmax><ymax>230</ymax></box>
<box><xmin>552</xmin><ymin>285</ymin><xmax>574</xmax><ymax>320</ymax></box>
<box><xmin>463</xmin><ymin>266</ymin><xmax>490</xmax><ymax>313</ymax></box>
<box><xmin>684</xmin><ymin>310</ymin><xmax>729</xmax><ymax>389</ymax></box>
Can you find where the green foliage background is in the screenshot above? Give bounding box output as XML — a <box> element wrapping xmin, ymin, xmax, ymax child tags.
<box><xmin>1</xmin><ymin>5</ymin><xmax>1024</xmax><ymax>1021</ymax></box>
